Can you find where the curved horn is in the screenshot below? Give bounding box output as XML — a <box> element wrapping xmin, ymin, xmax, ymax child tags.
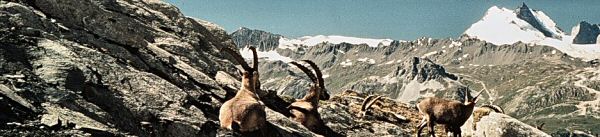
<box><xmin>222</xmin><ymin>47</ymin><xmax>252</xmax><ymax>71</ymax></box>
<box><xmin>361</xmin><ymin>95</ymin><xmax>382</xmax><ymax>112</ymax></box>
<box><xmin>249</xmin><ymin>46</ymin><xmax>259</xmax><ymax>70</ymax></box>
<box><xmin>289</xmin><ymin>62</ymin><xmax>317</xmax><ymax>83</ymax></box>
<box><xmin>473</xmin><ymin>91</ymin><xmax>483</xmax><ymax>103</ymax></box>
<box><xmin>301</xmin><ymin>60</ymin><xmax>324</xmax><ymax>89</ymax></box>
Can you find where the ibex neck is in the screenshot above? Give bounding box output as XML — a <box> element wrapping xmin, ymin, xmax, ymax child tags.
<box><xmin>241</xmin><ymin>78</ymin><xmax>256</xmax><ymax>92</ymax></box>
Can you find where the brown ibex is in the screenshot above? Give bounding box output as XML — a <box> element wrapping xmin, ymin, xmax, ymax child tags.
<box><xmin>287</xmin><ymin>60</ymin><xmax>332</xmax><ymax>135</ymax></box>
<box><xmin>218</xmin><ymin>46</ymin><xmax>266</xmax><ymax>132</ymax></box>
<box><xmin>416</xmin><ymin>89</ymin><xmax>482</xmax><ymax>137</ymax></box>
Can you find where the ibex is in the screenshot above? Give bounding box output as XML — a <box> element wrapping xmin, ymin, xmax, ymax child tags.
<box><xmin>360</xmin><ymin>95</ymin><xmax>382</xmax><ymax>117</ymax></box>
<box><xmin>218</xmin><ymin>46</ymin><xmax>266</xmax><ymax>132</ymax></box>
<box><xmin>416</xmin><ymin>89</ymin><xmax>482</xmax><ymax>137</ymax></box>
<box><xmin>287</xmin><ymin>60</ymin><xmax>331</xmax><ymax>134</ymax></box>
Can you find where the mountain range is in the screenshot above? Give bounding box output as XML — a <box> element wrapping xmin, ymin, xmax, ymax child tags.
<box><xmin>0</xmin><ymin>0</ymin><xmax>598</xmax><ymax>136</ymax></box>
<box><xmin>231</xmin><ymin>3</ymin><xmax>600</xmax><ymax>136</ymax></box>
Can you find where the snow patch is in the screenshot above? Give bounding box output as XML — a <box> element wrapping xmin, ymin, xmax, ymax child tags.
<box><xmin>449</xmin><ymin>41</ymin><xmax>462</xmax><ymax>48</ymax></box>
<box><xmin>239</xmin><ymin>47</ymin><xmax>293</xmax><ymax>62</ymax></box>
<box><xmin>422</xmin><ymin>51</ymin><xmax>439</xmax><ymax>58</ymax></box>
<box><xmin>385</xmin><ymin>60</ymin><xmax>395</xmax><ymax>65</ymax></box>
<box><xmin>278</xmin><ymin>35</ymin><xmax>393</xmax><ymax>48</ymax></box>
<box><xmin>340</xmin><ymin>59</ymin><xmax>353</xmax><ymax>67</ymax></box>
<box><xmin>357</xmin><ymin>57</ymin><xmax>376</xmax><ymax>64</ymax></box>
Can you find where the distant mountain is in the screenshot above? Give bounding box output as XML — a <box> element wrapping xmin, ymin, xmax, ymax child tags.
<box><xmin>464</xmin><ymin>3</ymin><xmax>600</xmax><ymax>61</ymax></box>
<box><xmin>230</xmin><ymin>27</ymin><xmax>283</xmax><ymax>51</ymax></box>
<box><xmin>278</xmin><ymin>35</ymin><xmax>395</xmax><ymax>48</ymax></box>
<box><xmin>231</xmin><ymin>27</ymin><xmax>397</xmax><ymax>62</ymax></box>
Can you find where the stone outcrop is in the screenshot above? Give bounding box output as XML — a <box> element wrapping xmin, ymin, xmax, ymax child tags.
<box><xmin>230</xmin><ymin>27</ymin><xmax>282</xmax><ymax>51</ymax></box>
<box><xmin>515</xmin><ymin>3</ymin><xmax>561</xmax><ymax>39</ymax></box>
<box><xmin>474</xmin><ymin>113</ymin><xmax>551</xmax><ymax>137</ymax></box>
<box><xmin>572</xmin><ymin>21</ymin><xmax>600</xmax><ymax>44</ymax></box>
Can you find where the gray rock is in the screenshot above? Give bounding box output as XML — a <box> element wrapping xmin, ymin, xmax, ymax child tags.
<box><xmin>572</xmin><ymin>21</ymin><xmax>600</xmax><ymax>44</ymax></box>
<box><xmin>474</xmin><ymin>113</ymin><xmax>551</xmax><ymax>137</ymax></box>
<box><xmin>515</xmin><ymin>3</ymin><xmax>561</xmax><ymax>39</ymax></box>
<box><xmin>0</xmin><ymin>0</ymin><xmax>237</xmax><ymax>136</ymax></box>
<box><xmin>230</xmin><ymin>27</ymin><xmax>283</xmax><ymax>51</ymax></box>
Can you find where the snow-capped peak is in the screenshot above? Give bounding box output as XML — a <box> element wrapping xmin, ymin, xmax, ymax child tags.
<box><xmin>278</xmin><ymin>35</ymin><xmax>394</xmax><ymax>49</ymax></box>
<box><xmin>464</xmin><ymin>6</ymin><xmax>551</xmax><ymax>45</ymax></box>
<box><xmin>464</xmin><ymin>4</ymin><xmax>600</xmax><ymax>61</ymax></box>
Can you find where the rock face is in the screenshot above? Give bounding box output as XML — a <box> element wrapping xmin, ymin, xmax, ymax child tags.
<box><xmin>0</xmin><ymin>0</ymin><xmax>242</xmax><ymax>136</ymax></box>
<box><xmin>0</xmin><ymin>0</ymin><xmax>318</xmax><ymax>136</ymax></box>
<box><xmin>572</xmin><ymin>21</ymin><xmax>600</xmax><ymax>44</ymax></box>
<box><xmin>515</xmin><ymin>3</ymin><xmax>561</xmax><ymax>39</ymax></box>
<box><xmin>474</xmin><ymin>113</ymin><xmax>551</xmax><ymax>137</ymax></box>
<box><xmin>230</xmin><ymin>27</ymin><xmax>282</xmax><ymax>51</ymax></box>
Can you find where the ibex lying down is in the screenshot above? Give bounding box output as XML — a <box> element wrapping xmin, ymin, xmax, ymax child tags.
<box><xmin>219</xmin><ymin>46</ymin><xmax>266</xmax><ymax>132</ymax></box>
<box><xmin>360</xmin><ymin>95</ymin><xmax>382</xmax><ymax>117</ymax></box>
<box><xmin>287</xmin><ymin>60</ymin><xmax>331</xmax><ymax>134</ymax></box>
<box><xmin>472</xmin><ymin>104</ymin><xmax>504</xmax><ymax>130</ymax></box>
<box><xmin>416</xmin><ymin>90</ymin><xmax>482</xmax><ymax>137</ymax></box>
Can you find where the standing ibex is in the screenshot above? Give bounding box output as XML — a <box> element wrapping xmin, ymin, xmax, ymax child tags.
<box><xmin>416</xmin><ymin>89</ymin><xmax>482</xmax><ymax>137</ymax></box>
<box><xmin>287</xmin><ymin>60</ymin><xmax>332</xmax><ymax>134</ymax></box>
<box><xmin>218</xmin><ymin>46</ymin><xmax>266</xmax><ymax>132</ymax></box>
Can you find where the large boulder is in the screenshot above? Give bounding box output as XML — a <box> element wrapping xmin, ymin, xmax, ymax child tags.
<box><xmin>474</xmin><ymin>113</ymin><xmax>551</xmax><ymax>137</ymax></box>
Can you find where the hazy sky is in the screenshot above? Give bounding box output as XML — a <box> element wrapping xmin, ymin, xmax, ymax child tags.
<box><xmin>164</xmin><ymin>0</ymin><xmax>600</xmax><ymax>40</ymax></box>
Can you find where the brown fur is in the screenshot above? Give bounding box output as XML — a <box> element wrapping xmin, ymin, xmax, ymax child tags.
<box><xmin>287</xmin><ymin>60</ymin><xmax>330</xmax><ymax>134</ymax></box>
<box><xmin>218</xmin><ymin>46</ymin><xmax>266</xmax><ymax>132</ymax></box>
<box><xmin>416</xmin><ymin>90</ymin><xmax>482</xmax><ymax>137</ymax></box>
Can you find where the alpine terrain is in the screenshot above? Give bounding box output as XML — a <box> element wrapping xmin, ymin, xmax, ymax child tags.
<box><xmin>0</xmin><ymin>0</ymin><xmax>597</xmax><ymax>137</ymax></box>
<box><xmin>231</xmin><ymin>3</ymin><xmax>600</xmax><ymax>136</ymax></box>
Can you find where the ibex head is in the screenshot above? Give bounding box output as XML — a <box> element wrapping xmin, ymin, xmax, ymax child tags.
<box><xmin>289</xmin><ymin>60</ymin><xmax>330</xmax><ymax>101</ymax></box>
<box><xmin>464</xmin><ymin>89</ymin><xmax>483</xmax><ymax>106</ymax></box>
<box><xmin>223</xmin><ymin>46</ymin><xmax>260</xmax><ymax>91</ymax></box>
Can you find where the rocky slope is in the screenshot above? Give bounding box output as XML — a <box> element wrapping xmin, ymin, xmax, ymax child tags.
<box><xmin>0</xmin><ymin>0</ymin><xmax>328</xmax><ymax>136</ymax></box>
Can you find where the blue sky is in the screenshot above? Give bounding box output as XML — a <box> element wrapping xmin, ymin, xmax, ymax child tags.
<box><xmin>164</xmin><ymin>0</ymin><xmax>600</xmax><ymax>40</ymax></box>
